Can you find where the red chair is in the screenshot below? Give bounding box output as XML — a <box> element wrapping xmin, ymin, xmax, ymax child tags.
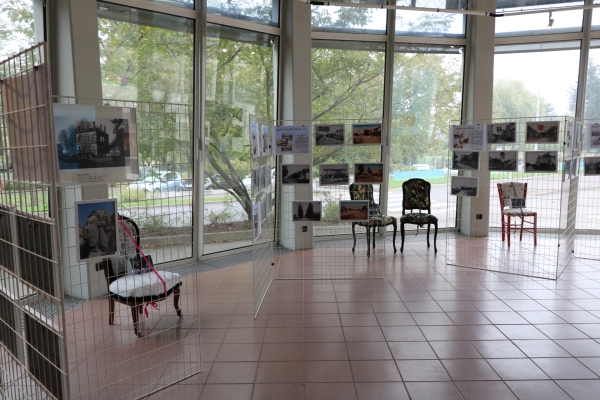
<box><xmin>497</xmin><ymin>182</ymin><xmax>537</xmax><ymax>246</ymax></box>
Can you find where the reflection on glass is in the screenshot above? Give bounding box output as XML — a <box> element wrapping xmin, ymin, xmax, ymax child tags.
<box><xmin>583</xmin><ymin>45</ymin><xmax>600</xmax><ymax>119</ymax></box>
<box><xmin>208</xmin><ymin>0</ymin><xmax>279</xmax><ymax>27</ymax></box>
<box><xmin>0</xmin><ymin>0</ymin><xmax>36</xmax><ymax>60</ymax></box>
<box><xmin>144</xmin><ymin>0</ymin><xmax>194</xmax><ymax>9</ymax></box>
<box><xmin>311</xmin><ymin>5</ymin><xmax>387</xmax><ymax>34</ymax></box>
<box><xmin>396</xmin><ymin>10</ymin><xmax>465</xmax><ymax>37</ymax></box>
<box><xmin>98</xmin><ymin>2</ymin><xmax>195</xmax><ymax>263</ymax></box>
<box><xmin>390</xmin><ymin>45</ymin><xmax>464</xmax><ymax>229</ymax></box>
<box><xmin>496</xmin><ymin>2</ymin><xmax>583</xmax><ymax>36</ymax></box>
<box><xmin>204</xmin><ymin>24</ymin><xmax>277</xmax><ymax>254</ymax></box>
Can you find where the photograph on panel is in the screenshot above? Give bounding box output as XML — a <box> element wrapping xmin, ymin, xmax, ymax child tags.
<box><xmin>587</xmin><ymin>123</ymin><xmax>600</xmax><ymax>149</ymax></box>
<box><xmin>252</xmin><ymin>202</ymin><xmax>261</xmax><ymax>240</ymax></box>
<box><xmin>564</xmin><ymin>158</ymin><xmax>571</xmax><ymax>182</ymax></box>
<box><xmin>272</xmin><ymin>125</ymin><xmax>311</xmax><ymax>155</ymax></box>
<box><xmin>266</xmin><ymin>193</ymin><xmax>273</xmax><ymax>216</ymax></box>
<box><xmin>259</xmin><ymin>165</ymin><xmax>265</xmax><ymax>192</ymax></box>
<box><xmin>451</xmin><ymin>124</ymin><xmax>486</xmax><ymax>151</ymax></box>
<box><xmin>319</xmin><ymin>163</ymin><xmax>349</xmax><ymax>185</ymax></box>
<box><xmin>75</xmin><ymin>199</ymin><xmax>119</xmax><ymax>262</ymax></box>
<box><xmin>524</xmin><ymin>151</ymin><xmax>558</xmax><ymax>172</ymax></box>
<box><xmin>315</xmin><ymin>124</ymin><xmax>345</xmax><ymax>146</ymax></box>
<box><xmin>261</xmin><ymin>124</ymin><xmax>270</xmax><ymax>156</ymax></box>
<box><xmin>281</xmin><ymin>164</ymin><xmax>311</xmax><ymax>184</ymax></box>
<box><xmin>353</xmin><ymin>162</ymin><xmax>384</xmax><ymax>184</ymax></box>
<box><xmin>489</xmin><ymin>151</ymin><xmax>518</xmax><ymax>171</ymax></box>
<box><xmin>487</xmin><ymin>122</ymin><xmax>516</xmax><ymax>143</ymax></box>
<box><xmin>575</xmin><ymin>122</ymin><xmax>583</xmax><ymax>150</ymax></box>
<box><xmin>339</xmin><ymin>200</ymin><xmax>369</xmax><ymax>222</ymax></box>
<box><xmin>584</xmin><ymin>157</ymin><xmax>600</xmax><ymax>175</ymax></box>
<box><xmin>261</xmin><ymin>196</ymin><xmax>267</xmax><ymax>222</ymax></box>
<box><xmin>252</xmin><ymin>167</ymin><xmax>259</xmax><ymax>196</ymax></box>
<box><xmin>292</xmin><ymin>201</ymin><xmax>322</xmax><ymax>222</ymax></box>
<box><xmin>572</xmin><ymin>156</ymin><xmax>580</xmax><ymax>177</ymax></box>
<box><xmin>452</xmin><ymin>151</ymin><xmax>480</xmax><ymax>171</ymax></box>
<box><xmin>251</xmin><ymin>121</ymin><xmax>259</xmax><ymax>158</ymax></box>
<box><xmin>525</xmin><ymin>121</ymin><xmax>559</xmax><ymax>143</ymax></box>
<box><xmin>266</xmin><ymin>164</ymin><xmax>272</xmax><ymax>187</ymax></box>
<box><xmin>450</xmin><ymin>176</ymin><xmax>478</xmax><ymax>197</ymax></box>
<box><xmin>566</xmin><ymin>122</ymin><xmax>574</xmax><ymax>149</ymax></box>
<box><xmin>352</xmin><ymin>123</ymin><xmax>382</xmax><ymax>145</ymax></box>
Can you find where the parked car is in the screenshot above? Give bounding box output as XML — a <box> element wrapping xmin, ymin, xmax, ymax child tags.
<box><xmin>129</xmin><ymin>170</ymin><xmax>182</xmax><ymax>194</ymax></box>
<box><xmin>181</xmin><ymin>179</ymin><xmax>193</xmax><ymax>191</ymax></box>
<box><xmin>410</xmin><ymin>164</ymin><xmax>431</xmax><ymax>171</ymax></box>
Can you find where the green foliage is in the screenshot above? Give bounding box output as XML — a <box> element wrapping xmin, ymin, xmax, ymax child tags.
<box><xmin>493</xmin><ymin>79</ymin><xmax>555</xmax><ymax>119</ymax></box>
<box><xmin>118</xmin><ymin>188</ymin><xmax>147</xmax><ymax>203</ymax></box>
<box><xmin>205</xmin><ymin>198</ymin><xmax>243</xmax><ymax>225</ymax></box>
<box><xmin>0</xmin><ymin>0</ymin><xmax>35</xmax><ymax>61</ymax></box>
<box><xmin>570</xmin><ymin>60</ymin><xmax>600</xmax><ymax>119</ymax></box>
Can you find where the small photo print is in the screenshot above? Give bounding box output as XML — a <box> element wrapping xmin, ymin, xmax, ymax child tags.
<box><xmin>564</xmin><ymin>158</ymin><xmax>572</xmax><ymax>182</ymax></box>
<box><xmin>584</xmin><ymin>156</ymin><xmax>600</xmax><ymax>175</ymax></box>
<box><xmin>525</xmin><ymin>121</ymin><xmax>559</xmax><ymax>143</ymax></box>
<box><xmin>251</xmin><ymin>121</ymin><xmax>259</xmax><ymax>158</ymax></box>
<box><xmin>352</xmin><ymin>123</ymin><xmax>382</xmax><ymax>145</ymax></box>
<box><xmin>319</xmin><ymin>163</ymin><xmax>349</xmax><ymax>186</ymax></box>
<box><xmin>354</xmin><ymin>163</ymin><xmax>384</xmax><ymax>184</ymax></box>
<box><xmin>339</xmin><ymin>200</ymin><xmax>369</xmax><ymax>222</ymax></box>
<box><xmin>261</xmin><ymin>196</ymin><xmax>267</xmax><ymax>222</ymax></box>
<box><xmin>524</xmin><ymin>151</ymin><xmax>558</xmax><ymax>172</ymax></box>
<box><xmin>266</xmin><ymin>164</ymin><xmax>272</xmax><ymax>187</ymax></box>
<box><xmin>252</xmin><ymin>203</ymin><xmax>261</xmax><ymax>240</ymax></box>
<box><xmin>487</xmin><ymin>122</ymin><xmax>516</xmax><ymax>143</ymax></box>
<box><xmin>450</xmin><ymin>176</ymin><xmax>478</xmax><ymax>197</ymax></box>
<box><xmin>75</xmin><ymin>199</ymin><xmax>119</xmax><ymax>262</ymax></box>
<box><xmin>259</xmin><ymin>165</ymin><xmax>265</xmax><ymax>192</ymax></box>
<box><xmin>281</xmin><ymin>164</ymin><xmax>311</xmax><ymax>184</ymax></box>
<box><xmin>261</xmin><ymin>125</ymin><xmax>270</xmax><ymax>156</ymax></box>
<box><xmin>572</xmin><ymin>156</ymin><xmax>579</xmax><ymax>177</ymax></box>
<box><xmin>252</xmin><ymin>168</ymin><xmax>259</xmax><ymax>196</ymax></box>
<box><xmin>489</xmin><ymin>151</ymin><xmax>518</xmax><ymax>171</ymax></box>
<box><xmin>315</xmin><ymin>124</ymin><xmax>345</xmax><ymax>146</ymax></box>
<box><xmin>452</xmin><ymin>151</ymin><xmax>479</xmax><ymax>171</ymax></box>
<box><xmin>587</xmin><ymin>123</ymin><xmax>600</xmax><ymax>149</ymax></box>
<box><xmin>292</xmin><ymin>201</ymin><xmax>322</xmax><ymax>222</ymax></box>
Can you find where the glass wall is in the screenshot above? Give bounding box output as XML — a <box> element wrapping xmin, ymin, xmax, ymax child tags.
<box><xmin>208</xmin><ymin>0</ymin><xmax>279</xmax><ymax>27</ymax></box>
<box><xmin>98</xmin><ymin>2</ymin><xmax>195</xmax><ymax>263</ymax></box>
<box><xmin>311</xmin><ymin>4</ymin><xmax>387</xmax><ymax>34</ymax></box>
<box><xmin>203</xmin><ymin>24</ymin><xmax>278</xmax><ymax>254</ymax></box>
<box><xmin>0</xmin><ymin>0</ymin><xmax>37</xmax><ymax>60</ymax></box>
<box><xmin>396</xmin><ymin>10</ymin><xmax>465</xmax><ymax>37</ymax></box>
<box><xmin>496</xmin><ymin>1</ymin><xmax>584</xmax><ymax>37</ymax></box>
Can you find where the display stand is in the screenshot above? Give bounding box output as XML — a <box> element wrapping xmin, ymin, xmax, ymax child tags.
<box><xmin>445</xmin><ymin>116</ymin><xmax>578</xmax><ymax>280</ymax></box>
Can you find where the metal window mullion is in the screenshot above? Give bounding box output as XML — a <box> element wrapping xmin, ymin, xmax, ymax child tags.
<box><xmin>576</xmin><ymin>0</ymin><xmax>593</xmax><ymax>120</ymax></box>
<box><xmin>195</xmin><ymin>0</ymin><xmax>206</xmax><ymax>259</ymax></box>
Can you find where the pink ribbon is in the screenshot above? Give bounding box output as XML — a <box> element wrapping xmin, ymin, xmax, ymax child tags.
<box><xmin>118</xmin><ymin>215</ymin><xmax>167</xmax><ymax>318</ymax></box>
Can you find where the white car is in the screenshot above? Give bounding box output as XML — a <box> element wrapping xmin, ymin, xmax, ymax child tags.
<box><xmin>411</xmin><ymin>164</ymin><xmax>431</xmax><ymax>171</ymax></box>
<box><xmin>129</xmin><ymin>171</ymin><xmax>183</xmax><ymax>195</ymax></box>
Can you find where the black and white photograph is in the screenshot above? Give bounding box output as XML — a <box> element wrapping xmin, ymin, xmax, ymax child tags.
<box><xmin>587</xmin><ymin>123</ymin><xmax>600</xmax><ymax>149</ymax></box>
<box><xmin>450</xmin><ymin>177</ymin><xmax>479</xmax><ymax>197</ymax></box>
<box><xmin>525</xmin><ymin>151</ymin><xmax>558</xmax><ymax>172</ymax></box>
<box><xmin>252</xmin><ymin>167</ymin><xmax>259</xmax><ymax>196</ymax></box>
<box><xmin>525</xmin><ymin>121</ymin><xmax>559</xmax><ymax>143</ymax></box>
<box><xmin>251</xmin><ymin>121</ymin><xmax>259</xmax><ymax>158</ymax></box>
<box><xmin>452</xmin><ymin>151</ymin><xmax>479</xmax><ymax>170</ymax></box>
<box><xmin>54</xmin><ymin>104</ymin><xmax>139</xmax><ymax>184</ymax></box>
<box><xmin>281</xmin><ymin>164</ymin><xmax>311</xmax><ymax>184</ymax></box>
<box><xmin>252</xmin><ymin>203</ymin><xmax>261</xmax><ymax>240</ymax></box>
<box><xmin>259</xmin><ymin>165</ymin><xmax>265</xmax><ymax>192</ymax></box>
<box><xmin>75</xmin><ymin>199</ymin><xmax>119</xmax><ymax>262</ymax></box>
<box><xmin>487</xmin><ymin>122</ymin><xmax>516</xmax><ymax>143</ymax></box>
<box><xmin>566</xmin><ymin>122</ymin><xmax>574</xmax><ymax>149</ymax></box>
<box><xmin>261</xmin><ymin>124</ymin><xmax>270</xmax><ymax>156</ymax></box>
<box><xmin>319</xmin><ymin>163</ymin><xmax>350</xmax><ymax>185</ymax></box>
<box><xmin>584</xmin><ymin>157</ymin><xmax>600</xmax><ymax>175</ymax></box>
<box><xmin>315</xmin><ymin>124</ymin><xmax>345</xmax><ymax>146</ymax></box>
<box><xmin>352</xmin><ymin>123</ymin><xmax>382</xmax><ymax>145</ymax></box>
<box><xmin>354</xmin><ymin>163</ymin><xmax>384</xmax><ymax>184</ymax></box>
<box><xmin>292</xmin><ymin>201</ymin><xmax>322</xmax><ymax>222</ymax></box>
<box><xmin>339</xmin><ymin>200</ymin><xmax>369</xmax><ymax>222</ymax></box>
<box><xmin>489</xmin><ymin>151</ymin><xmax>518</xmax><ymax>171</ymax></box>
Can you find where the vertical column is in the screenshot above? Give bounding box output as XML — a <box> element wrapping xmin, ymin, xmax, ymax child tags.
<box><xmin>460</xmin><ymin>2</ymin><xmax>495</xmax><ymax>237</ymax></box>
<box><xmin>278</xmin><ymin>0</ymin><xmax>313</xmax><ymax>250</ymax></box>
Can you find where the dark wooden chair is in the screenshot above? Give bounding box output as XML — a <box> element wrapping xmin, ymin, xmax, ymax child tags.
<box><xmin>400</xmin><ymin>178</ymin><xmax>438</xmax><ymax>253</ymax></box>
<box><xmin>349</xmin><ymin>183</ymin><xmax>397</xmax><ymax>257</ymax></box>
<box><xmin>103</xmin><ymin>215</ymin><xmax>182</xmax><ymax>337</ymax></box>
<box><xmin>497</xmin><ymin>182</ymin><xmax>537</xmax><ymax>246</ymax></box>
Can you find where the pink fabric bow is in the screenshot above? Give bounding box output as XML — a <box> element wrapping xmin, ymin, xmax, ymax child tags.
<box><xmin>144</xmin><ymin>301</ymin><xmax>159</xmax><ymax>318</ymax></box>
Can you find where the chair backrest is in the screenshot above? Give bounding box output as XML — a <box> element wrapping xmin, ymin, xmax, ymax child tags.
<box><xmin>401</xmin><ymin>178</ymin><xmax>432</xmax><ymax>214</ymax></box>
<box><xmin>104</xmin><ymin>215</ymin><xmax>140</xmax><ymax>284</ymax></box>
<box><xmin>349</xmin><ymin>183</ymin><xmax>376</xmax><ymax>207</ymax></box>
<box><xmin>497</xmin><ymin>182</ymin><xmax>528</xmax><ymax>211</ymax></box>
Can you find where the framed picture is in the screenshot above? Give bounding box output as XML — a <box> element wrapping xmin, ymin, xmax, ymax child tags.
<box><xmin>524</xmin><ymin>151</ymin><xmax>558</xmax><ymax>172</ymax></box>
<box><xmin>487</xmin><ymin>122</ymin><xmax>516</xmax><ymax>144</ymax></box>
<box><xmin>451</xmin><ymin>124</ymin><xmax>486</xmax><ymax>151</ymax></box>
<box><xmin>584</xmin><ymin>156</ymin><xmax>600</xmax><ymax>175</ymax></box>
<box><xmin>339</xmin><ymin>200</ymin><xmax>369</xmax><ymax>222</ymax></box>
<box><xmin>587</xmin><ymin>123</ymin><xmax>600</xmax><ymax>149</ymax></box>
<box><xmin>319</xmin><ymin>163</ymin><xmax>349</xmax><ymax>186</ymax></box>
<box><xmin>352</xmin><ymin>123</ymin><xmax>382</xmax><ymax>145</ymax></box>
<box><xmin>261</xmin><ymin>124</ymin><xmax>270</xmax><ymax>156</ymax></box>
<box><xmin>315</xmin><ymin>124</ymin><xmax>344</xmax><ymax>146</ymax></box>
<box><xmin>250</xmin><ymin>121</ymin><xmax>259</xmax><ymax>158</ymax></box>
<box><xmin>252</xmin><ymin>168</ymin><xmax>259</xmax><ymax>196</ymax></box>
<box><xmin>488</xmin><ymin>151</ymin><xmax>518</xmax><ymax>171</ymax></box>
<box><xmin>281</xmin><ymin>164</ymin><xmax>311</xmax><ymax>184</ymax></box>
<box><xmin>450</xmin><ymin>177</ymin><xmax>479</xmax><ymax>197</ymax></box>
<box><xmin>525</xmin><ymin>121</ymin><xmax>559</xmax><ymax>143</ymax></box>
<box><xmin>566</xmin><ymin>122</ymin><xmax>574</xmax><ymax>149</ymax></box>
<box><xmin>354</xmin><ymin>163</ymin><xmax>384</xmax><ymax>184</ymax></box>
<box><xmin>252</xmin><ymin>203</ymin><xmax>261</xmax><ymax>240</ymax></box>
<box><xmin>259</xmin><ymin>165</ymin><xmax>265</xmax><ymax>192</ymax></box>
<box><xmin>74</xmin><ymin>199</ymin><xmax>119</xmax><ymax>262</ymax></box>
<box><xmin>452</xmin><ymin>151</ymin><xmax>480</xmax><ymax>171</ymax></box>
<box><xmin>272</xmin><ymin>126</ymin><xmax>311</xmax><ymax>155</ymax></box>
<box><xmin>575</xmin><ymin>122</ymin><xmax>583</xmax><ymax>150</ymax></box>
<box><xmin>292</xmin><ymin>201</ymin><xmax>322</xmax><ymax>222</ymax></box>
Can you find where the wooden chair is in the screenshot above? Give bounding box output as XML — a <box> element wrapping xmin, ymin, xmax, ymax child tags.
<box><xmin>349</xmin><ymin>183</ymin><xmax>397</xmax><ymax>257</ymax></box>
<box><xmin>103</xmin><ymin>215</ymin><xmax>182</xmax><ymax>337</ymax></box>
<box><xmin>497</xmin><ymin>182</ymin><xmax>537</xmax><ymax>246</ymax></box>
<box><xmin>399</xmin><ymin>178</ymin><xmax>438</xmax><ymax>253</ymax></box>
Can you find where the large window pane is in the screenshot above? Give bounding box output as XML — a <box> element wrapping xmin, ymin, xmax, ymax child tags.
<box><xmin>204</xmin><ymin>24</ymin><xmax>277</xmax><ymax>254</ymax></box>
<box><xmin>390</xmin><ymin>45</ymin><xmax>464</xmax><ymax>229</ymax></box>
<box><xmin>396</xmin><ymin>10</ymin><xmax>465</xmax><ymax>37</ymax></box>
<box><xmin>312</xmin><ymin>40</ymin><xmax>385</xmax><ymax>237</ymax></box>
<box><xmin>208</xmin><ymin>0</ymin><xmax>279</xmax><ymax>27</ymax></box>
<box><xmin>496</xmin><ymin>2</ymin><xmax>583</xmax><ymax>37</ymax></box>
<box><xmin>312</xmin><ymin>4</ymin><xmax>387</xmax><ymax>34</ymax></box>
<box><xmin>98</xmin><ymin>3</ymin><xmax>195</xmax><ymax>263</ymax></box>
<box><xmin>144</xmin><ymin>0</ymin><xmax>193</xmax><ymax>9</ymax></box>
<box><xmin>0</xmin><ymin>0</ymin><xmax>37</xmax><ymax>60</ymax></box>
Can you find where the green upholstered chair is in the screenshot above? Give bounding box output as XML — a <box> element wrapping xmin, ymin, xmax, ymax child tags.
<box><xmin>400</xmin><ymin>178</ymin><xmax>438</xmax><ymax>253</ymax></box>
<box><xmin>349</xmin><ymin>183</ymin><xmax>397</xmax><ymax>257</ymax></box>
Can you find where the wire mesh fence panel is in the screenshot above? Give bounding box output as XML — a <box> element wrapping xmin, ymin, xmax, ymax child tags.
<box><xmin>445</xmin><ymin>117</ymin><xmax>575</xmax><ymax>280</ymax></box>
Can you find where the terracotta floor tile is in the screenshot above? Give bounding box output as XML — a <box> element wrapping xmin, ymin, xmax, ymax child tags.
<box><xmin>337</xmin><ymin>302</ymin><xmax>374</xmax><ymax>314</ymax></box>
<box><xmin>255</xmin><ymin>361</ymin><xmax>304</xmax><ymax>383</ymax></box>
<box><xmin>388</xmin><ymin>341</ymin><xmax>437</xmax><ymax>360</ymax></box>
<box><xmin>266</xmin><ymin>314</ymin><xmax>303</xmax><ymax>328</ymax></box>
<box><xmin>572</xmin><ymin>323</ymin><xmax>600</xmax><ymax>338</ymax></box>
<box><xmin>420</xmin><ymin>325</ymin><xmax>467</xmax><ymax>341</ymax></box>
<box><xmin>215</xmin><ymin>343</ymin><xmax>262</xmax><ymax>362</ymax></box>
<box><xmin>411</xmin><ymin>312</ymin><xmax>454</xmax><ymax>325</ymax></box>
<box><xmin>496</xmin><ymin>324</ymin><xmax>547</xmax><ymax>340</ymax></box>
<box><xmin>340</xmin><ymin>313</ymin><xmax>379</xmax><ymax>327</ymax></box>
<box><xmin>304</xmin><ymin>314</ymin><xmax>341</xmax><ymax>328</ymax></box>
<box><xmin>482</xmin><ymin>311</ymin><xmax>530</xmax><ymax>325</ymax></box>
<box><xmin>343</xmin><ymin>327</ymin><xmax>385</xmax><ymax>342</ymax></box>
<box><xmin>470</xmin><ymin>340</ymin><xmax>526</xmax><ymax>358</ymax></box>
<box><xmin>205</xmin><ymin>362</ymin><xmax>258</xmax><ymax>384</ymax></box>
<box><xmin>512</xmin><ymin>339</ymin><xmax>572</xmax><ymax>358</ymax></box>
<box><xmin>430</xmin><ymin>341</ymin><xmax>481</xmax><ymax>359</ymax></box>
<box><xmin>487</xmin><ymin>358</ymin><xmax>549</xmax><ymax>380</ymax></box>
<box><xmin>350</xmin><ymin>360</ymin><xmax>402</xmax><ymax>382</ymax></box>
<box><xmin>446</xmin><ymin>312</ymin><xmax>492</xmax><ymax>325</ymax></box>
<box><xmin>305</xmin><ymin>342</ymin><xmax>348</xmax><ymax>361</ymax></box>
<box><xmin>304</xmin><ymin>327</ymin><xmax>345</xmax><ymax>343</ymax></box>
<box><xmin>437</xmin><ymin>300</ymin><xmax>479</xmax><ymax>312</ymax></box>
<box><xmin>259</xmin><ymin>343</ymin><xmax>303</xmax><ymax>361</ymax></box>
<box><xmin>455</xmin><ymin>381</ymin><xmax>517</xmax><ymax>400</ymax></box>
<box><xmin>533</xmin><ymin>358</ymin><xmax>598</xmax><ymax>379</ymax></box>
<box><xmin>381</xmin><ymin>326</ymin><xmax>426</xmax><ymax>342</ymax></box>
<box><xmin>251</xmin><ymin>383</ymin><xmax>304</xmax><ymax>400</ymax></box>
<box><xmin>396</xmin><ymin>360</ymin><xmax>451</xmax><ymax>381</ymax></box>
<box><xmin>442</xmin><ymin>359</ymin><xmax>501</xmax><ymax>381</ymax></box>
<box><xmin>263</xmin><ymin>328</ymin><xmax>304</xmax><ymax>343</ymax></box>
<box><xmin>534</xmin><ymin>323</ymin><xmax>589</xmax><ymax>339</ymax></box>
<box><xmin>555</xmin><ymin>339</ymin><xmax>600</xmax><ymax>357</ymax></box>
<box><xmin>305</xmin><ymin>360</ymin><xmax>353</xmax><ymax>382</ymax></box>
<box><xmin>304</xmin><ymin>303</ymin><xmax>338</xmax><ymax>314</ymax></box>
<box><xmin>223</xmin><ymin>328</ymin><xmax>265</xmax><ymax>344</ymax></box>
<box><xmin>354</xmin><ymin>382</ymin><xmax>410</xmax><ymax>400</ymax></box>
<box><xmin>405</xmin><ymin>382</ymin><xmax>463</xmax><ymax>400</ymax></box>
<box><xmin>555</xmin><ymin>380</ymin><xmax>600</xmax><ymax>400</ymax></box>
<box><xmin>199</xmin><ymin>384</ymin><xmax>253</xmax><ymax>400</ymax></box>
<box><xmin>304</xmin><ymin>383</ymin><xmax>357</xmax><ymax>400</ymax></box>
<box><xmin>506</xmin><ymin>381</ymin><xmax>571</xmax><ymax>400</ymax></box>
<box><xmin>371</xmin><ymin>302</ymin><xmax>408</xmax><ymax>313</ymax></box>
<box><xmin>577</xmin><ymin>357</ymin><xmax>600</xmax><ymax>375</ymax></box>
<box><xmin>268</xmin><ymin>303</ymin><xmax>304</xmax><ymax>314</ymax></box>
<box><xmin>346</xmin><ymin>342</ymin><xmax>393</xmax><ymax>360</ymax></box>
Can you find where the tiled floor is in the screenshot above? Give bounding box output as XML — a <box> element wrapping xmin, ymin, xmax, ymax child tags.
<box><xmin>78</xmin><ymin>236</ymin><xmax>600</xmax><ymax>399</ymax></box>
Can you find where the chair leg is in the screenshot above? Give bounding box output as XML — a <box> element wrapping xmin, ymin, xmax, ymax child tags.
<box><xmin>400</xmin><ymin>222</ymin><xmax>405</xmax><ymax>253</ymax></box>
<box><xmin>519</xmin><ymin>217</ymin><xmax>525</xmax><ymax>242</ymax></box>
<box><xmin>426</xmin><ymin>224</ymin><xmax>431</xmax><ymax>248</ymax></box>
<box><xmin>392</xmin><ymin>220</ymin><xmax>397</xmax><ymax>254</ymax></box>
<box><xmin>130</xmin><ymin>305</ymin><xmax>140</xmax><ymax>337</ymax></box>
<box><xmin>433</xmin><ymin>222</ymin><xmax>438</xmax><ymax>254</ymax></box>
<box><xmin>174</xmin><ymin>288</ymin><xmax>182</xmax><ymax>318</ymax></box>
<box><xmin>372</xmin><ymin>226</ymin><xmax>376</xmax><ymax>249</ymax></box>
<box><xmin>534</xmin><ymin>214</ymin><xmax>537</xmax><ymax>246</ymax></box>
<box><xmin>507</xmin><ymin>215</ymin><xmax>511</xmax><ymax>246</ymax></box>
<box><xmin>366</xmin><ymin>227</ymin><xmax>370</xmax><ymax>258</ymax></box>
<box><xmin>108</xmin><ymin>297</ymin><xmax>114</xmax><ymax>326</ymax></box>
<box><xmin>501</xmin><ymin>216</ymin><xmax>506</xmax><ymax>242</ymax></box>
<box><xmin>352</xmin><ymin>223</ymin><xmax>356</xmax><ymax>253</ymax></box>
